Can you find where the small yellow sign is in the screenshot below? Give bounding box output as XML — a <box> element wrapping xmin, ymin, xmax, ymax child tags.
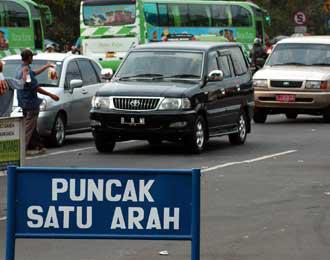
<box><xmin>324</xmin><ymin>0</ymin><xmax>330</xmax><ymax>13</ymax></box>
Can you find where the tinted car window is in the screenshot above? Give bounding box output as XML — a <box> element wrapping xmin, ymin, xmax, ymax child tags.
<box><xmin>77</xmin><ymin>59</ymin><xmax>99</xmax><ymax>85</ymax></box>
<box><xmin>218</xmin><ymin>56</ymin><xmax>232</xmax><ymax>78</ymax></box>
<box><xmin>208</xmin><ymin>54</ymin><xmax>219</xmax><ymax>73</ymax></box>
<box><xmin>65</xmin><ymin>61</ymin><xmax>82</xmax><ymax>88</ymax></box>
<box><xmin>230</xmin><ymin>47</ymin><xmax>248</xmax><ymax>75</ymax></box>
<box><xmin>90</xmin><ymin>60</ymin><xmax>102</xmax><ymax>82</ymax></box>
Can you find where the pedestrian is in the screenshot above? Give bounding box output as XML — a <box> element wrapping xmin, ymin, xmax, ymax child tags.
<box><xmin>16</xmin><ymin>49</ymin><xmax>60</xmax><ymax>155</ymax></box>
<box><xmin>0</xmin><ymin>60</ymin><xmax>27</xmax><ymax>117</ymax></box>
<box><xmin>45</xmin><ymin>43</ymin><xmax>55</xmax><ymax>53</ymax></box>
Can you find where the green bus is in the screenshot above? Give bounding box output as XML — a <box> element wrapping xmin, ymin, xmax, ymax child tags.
<box><xmin>80</xmin><ymin>0</ymin><xmax>269</xmax><ymax>70</ymax></box>
<box><xmin>80</xmin><ymin>0</ymin><xmax>145</xmax><ymax>70</ymax></box>
<box><xmin>143</xmin><ymin>0</ymin><xmax>270</xmax><ymax>53</ymax></box>
<box><xmin>0</xmin><ymin>0</ymin><xmax>52</xmax><ymax>59</ymax></box>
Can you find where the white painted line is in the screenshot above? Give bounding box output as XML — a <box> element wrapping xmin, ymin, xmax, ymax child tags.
<box><xmin>26</xmin><ymin>146</ymin><xmax>95</xmax><ymax>160</ymax></box>
<box><xmin>0</xmin><ymin>216</ymin><xmax>7</xmax><ymax>222</ymax></box>
<box><xmin>202</xmin><ymin>150</ymin><xmax>297</xmax><ymax>173</ymax></box>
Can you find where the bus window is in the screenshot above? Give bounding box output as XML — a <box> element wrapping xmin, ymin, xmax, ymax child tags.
<box><xmin>188</xmin><ymin>4</ymin><xmax>211</xmax><ymax>27</ymax></box>
<box><xmin>158</xmin><ymin>4</ymin><xmax>168</xmax><ymax>26</ymax></box>
<box><xmin>168</xmin><ymin>4</ymin><xmax>189</xmax><ymax>27</ymax></box>
<box><xmin>144</xmin><ymin>3</ymin><xmax>158</xmax><ymax>26</ymax></box>
<box><xmin>212</xmin><ymin>5</ymin><xmax>230</xmax><ymax>27</ymax></box>
<box><xmin>230</xmin><ymin>5</ymin><xmax>252</xmax><ymax>27</ymax></box>
<box><xmin>3</xmin><ymin>1</ymin><xmax>29</xmax><ymax>27</ymax></box>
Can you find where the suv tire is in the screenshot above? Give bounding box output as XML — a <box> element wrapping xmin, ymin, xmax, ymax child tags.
<box><xmin>48</xmin><ymin>114</ymin><xmax>66</xmax><ymax>147</ymax></box>
<box><xmin>253</xmin><ymin>108</ymin><xmax>267</xmax><ymax>123</ymax></box>
<box><xmin>184</xmin><ymin>115</ymin><xmax>207</xmax><ymax>154</ymax></box>
<box><xmin>286</xmin><ymin>112</ymin><xmax>298</xmax><ymax>119</ymax></box>
<box><xmin>229</xmin><ymin>111</ymin><xmax>247</xmax><ymax>145</ymax></box>
<box><xmin>94</xmin><ymin>133</ymin><xmax>116</xmax><ymax>153</ymax></box>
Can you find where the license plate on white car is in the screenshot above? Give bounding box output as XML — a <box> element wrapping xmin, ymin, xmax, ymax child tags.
<box><xmin>121</xmin><ymin>117</ymin><xmax>145</xmax><ymax>126</ymax></box>
<box><xmin>276</xmin><ymin>94</ymin><xmax>296</xmax><ymax>103</ymax></box>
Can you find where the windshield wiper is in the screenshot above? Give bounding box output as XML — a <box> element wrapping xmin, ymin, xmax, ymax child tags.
<box><xmin>272</xmin><ymin>62</ymin><xmax>307</xmax><ymax>66</ymax></box>
<box><xmin>159</xmin><ymin>74</ymin><xmax>200</xmax><ymax>79</ymax></box>
<box><xmin>118</xmin><ymin>73</ymin><xmax>164</xmax><ymax>81</ymax></box>
<box><xmin>309</xmin><ymin>63</ymin><xmax>330</xmax><ymax>66</ymax></box>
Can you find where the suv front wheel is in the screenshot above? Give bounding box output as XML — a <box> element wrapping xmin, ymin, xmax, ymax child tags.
<box><xmin>253</xmin><ymin>108</ymin><xmax>267</xmax><ymax>123</ymax></box>
<box><xmin>94</xmin><ymin>133</ymin><xmax>116</xmax><ymax>153</ymax></box>
<box><xmin>184</xmin><ymin>115</ymin><xmax>207</xmax><ymax>154</ymax></box>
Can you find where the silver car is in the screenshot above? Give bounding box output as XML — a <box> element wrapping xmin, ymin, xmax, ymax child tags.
<box><xmin>3</xmin><ymin>53</ymin><xmax>105</xmax><ymax>146</ymax></box>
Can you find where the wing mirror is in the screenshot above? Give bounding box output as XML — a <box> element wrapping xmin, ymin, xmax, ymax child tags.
<box><xmin>207</xmin><ymin>70</ymin><xmax>224</xmax><ymax>82</ymax></box>
<box><xmin>101</xmin><ymin>68</ymin><xmax>113</xmax><ymax>81</ymax></box>
<box><xmin>70</xmin><ymin>79</ymin><xmax>83</xmax><ymax>89</ymax></box>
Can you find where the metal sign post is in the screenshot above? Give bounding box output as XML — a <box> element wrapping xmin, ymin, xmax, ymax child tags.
<box><xmin>6</xmin><ymin>166</ymin><xmax>201</xmax><ymax>260</ymax></box>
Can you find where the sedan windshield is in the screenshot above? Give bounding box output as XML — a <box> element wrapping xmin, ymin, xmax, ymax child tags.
<box><xmin>116</xmin><ymin>51</ymin><xmax>204</xmax><ymax>80</ymax></box>
<box><xmin>267</xmin><ymin>43</ymin><xmax>330</xmax><ymax>66</ymax></box>
<box><xmin>3</xmin><ymin>60</ymin><xmax>62</xmax><ymax>87</ymax></box>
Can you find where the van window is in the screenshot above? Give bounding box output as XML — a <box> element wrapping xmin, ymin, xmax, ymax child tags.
<box><xmin>230</xmin><ymin>47</ymin><xmax>248</xmax><ymax>75</ymax></box>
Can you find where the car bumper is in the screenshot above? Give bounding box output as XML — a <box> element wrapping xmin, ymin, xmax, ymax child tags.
<box><xmin>255</xmin><ymin>90</ymin><xmax>330</xmax><ymax>110</ymax></box>
<box><xmin>90</xmin><ymin>109</ymin><xmax>197</xmax><ymax>140</ymax></box>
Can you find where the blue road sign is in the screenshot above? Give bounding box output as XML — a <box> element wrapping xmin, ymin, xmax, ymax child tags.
<box><xmin>6</xmin><ymin>166</ymin><xmax>201</xmax><ymax>260</ymax></box>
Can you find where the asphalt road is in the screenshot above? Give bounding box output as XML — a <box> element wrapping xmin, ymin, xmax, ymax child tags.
<box><xmin>1</xmin><ymin>114</ymin><xmax>330</xmax><ymax>260</ymax></box>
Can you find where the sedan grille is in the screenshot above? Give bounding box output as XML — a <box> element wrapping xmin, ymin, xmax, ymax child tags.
<box><xmin>113</xmin><ymin>98</ymin><xmax>160</xmax><ymax>110</ymax></box>
<box><xmin>271</xmin><ymin>80</ymin><xmax>303</xmax><ymax>88</ymax></box>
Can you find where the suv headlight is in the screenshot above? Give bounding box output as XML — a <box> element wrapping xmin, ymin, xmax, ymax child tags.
<box><xmin>39</xmin><ymin>99</ymin><xmax>47</xmax><ymax>111</ymax></box>
<box><xmin>158</xmin><ymin>98</ymin><xmax>191</xmax><ymax>110</ymax></box>
<box><xmin>92</xmin><ymin>96</ymin><xmax>111</xmax><ymax>109</ymax></box>
<box><xmin>253</xmin><ymin>79</ymin><xmax>268</xmax><ymax>88</ymax></box>
<box><xmin>305</xmin><ymin>80</ymin><xmax>330</xmax><ymax>90</ymax></box>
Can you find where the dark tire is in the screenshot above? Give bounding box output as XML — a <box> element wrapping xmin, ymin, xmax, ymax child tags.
<box><xmin>323</xmin><ymin>108</ymin><xmax>330</xmax><ymax>123</ymax></box>
<box><xmin>48</xmin><ymin>114</ymin><xmax>66</xmax><ymax>147</ymax></box>
<box><xmin>184</xmin><ymin>115</ymin><xmax>208</xmax><ymax>154</ymax></box>
<box><xmin>94</xmin><ymin>133</ymin><xmax>116</xmax><ymax>153</ymax></box>
<box><xmin>229</xmin><ymin>111</ymin><xmax>248</xmax><ymax>145</ymax></box>
<box><xmin>285</xmin><ymin>112</ymin><xmax>298</xmax><ymax>119</ymax></box>
<box><xmin>148</xmin><ymin>139</ymin><xmax>162</xmax><ymax>146</ymax></box>
<box><xmin>253</xmin><ymin>108</ymin><xmax>267</xmax><ymax>123</ymax></box>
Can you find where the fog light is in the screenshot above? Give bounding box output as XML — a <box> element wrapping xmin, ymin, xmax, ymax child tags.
<box><xmin>91</xmin><ymin>120</ymin><xmax>101</xmax><ymax>126</ymax></box>
<box><xmin>169</xmin><ymin>121</ymin><xmax>187</xmax><ymax>128</ymax></box>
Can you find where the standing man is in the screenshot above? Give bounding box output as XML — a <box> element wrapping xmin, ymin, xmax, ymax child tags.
<box><xmin>16</xmin><ymin>49</ymin><xmax>60</xmax><ymax>154</ymax></box>
<box><xmin>0</xmin><ymin>60</ymin><xmax>27</xmax><ymax>117</ymax></box>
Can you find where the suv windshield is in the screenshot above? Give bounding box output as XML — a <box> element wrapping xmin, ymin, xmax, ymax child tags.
<box><xmin>116</xmin><ymin>51</ymin><xmax>204</xmax><ymax>80</ymax></box>
<box><xmin>3</xmin><ymin>60</ymin><xmax>62</xmax><ymax>87</ymax></box>
<box><xmin>267</xmin><ymin>43</ymin><xmax>330</xmax><ymax>66</ymax></box>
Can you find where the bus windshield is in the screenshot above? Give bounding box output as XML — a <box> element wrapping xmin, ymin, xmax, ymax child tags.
<box><xmin>83</xmin><ymin>2</ymin><xmax>136</xmax><ymax>26</ymax></box>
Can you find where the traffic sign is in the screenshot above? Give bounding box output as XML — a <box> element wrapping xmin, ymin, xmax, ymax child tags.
<box><xmin>6</xmin><ymin>167</ymin><xmax>201</xmax><ymax>260</ymax></box>
<box><xmin>294</xmin><ymin>11</ymin><xmax>307</xmax><ymax>26</ymax></box>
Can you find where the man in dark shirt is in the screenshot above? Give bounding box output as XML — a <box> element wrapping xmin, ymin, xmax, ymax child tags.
<box><xmin>16</xmin><ymin>49</ymin><xmax>60</xmax><ymax>154</ymax></box>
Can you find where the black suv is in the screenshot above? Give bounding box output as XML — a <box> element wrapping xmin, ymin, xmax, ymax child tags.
<box><xmin>90</xmin><ymin>42</ymin><xmax>253</xmax><ymax>153</ymax></box>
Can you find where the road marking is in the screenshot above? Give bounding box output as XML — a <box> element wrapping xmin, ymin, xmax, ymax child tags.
<box><xmin>0</xmin><ymin>216</ymin><xmax>6</xmax><ymax>222</ymax></box>
<box><xmin>0</xmin><ymin>171</ymin><xmax>6</xmax><ymax>177</ymax></box>
<box><xmin>26</xmin><ymin>147</ymin><xmax>95</xmax><ymax>160</ymax></box>
<box><xmin>202</xmin><ymin>150</ymin><xmax>297</xmax><ymax>173</ymax></box>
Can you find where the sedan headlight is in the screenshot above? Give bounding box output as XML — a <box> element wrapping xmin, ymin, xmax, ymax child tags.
<box><xmin>158</xmin><ymin>98</ymin><xmax>191</xmax><ymax>110</ymax></box>
<box><xmin>39</xmin><ymin>99</ymin><xmax>47</xmax><ymax>111</ymax></box>
<box><xmin>253</xmin><ymin>79</ymin><xmax>268</xmax><ymax>88</ymax></box>
<box><xmin>92</xmin><ymin>96</ymin><xmax>111</xmax><ymax>109</ymax></box>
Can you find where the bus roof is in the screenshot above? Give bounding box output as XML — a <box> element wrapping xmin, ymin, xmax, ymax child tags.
<box><xmin>142</xmin><ymin>0</ymin><xmax>264</xmax><ymax>9</ymax></box>
<box><xmin>135</xmin><ymin>41</ymin><xmax>240</xmax><ymax>51</ymax></box>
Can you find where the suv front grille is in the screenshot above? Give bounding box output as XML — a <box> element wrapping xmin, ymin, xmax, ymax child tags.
<box><xmin>271</xmin><ymin>80</ymin><xmax>303</xmax><ymax>88</ymax></box>
<box><xmin>113</xmin><ymin>98</ymin><xmax>160</xmax><ymax>110</ymax></box>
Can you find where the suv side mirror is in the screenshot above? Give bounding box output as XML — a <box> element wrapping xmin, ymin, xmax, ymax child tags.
<box><xmin>70</xmin><ymin>79</ymin><xmax>83</xmax><ymax>89</ymax></box>
<box><xmin>207</xmin><ymin>70</ymin><xmax>224</xmax><ymax>82</ymax></box>
<box><xmin>101</xmin><ymin>68</ymin><xmax>113</xmax><ymax>81</ymax></box>
<box><xmin>256</xmin><ymin>58</ymin><xmax>266</xmax><ymax>68</ymax></box>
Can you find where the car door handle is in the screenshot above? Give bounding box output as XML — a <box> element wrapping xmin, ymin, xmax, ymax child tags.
<box><xmin>81</xmin><ymin>89</ymin><xmax>88</xmax><ymax>95</ymax></box>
